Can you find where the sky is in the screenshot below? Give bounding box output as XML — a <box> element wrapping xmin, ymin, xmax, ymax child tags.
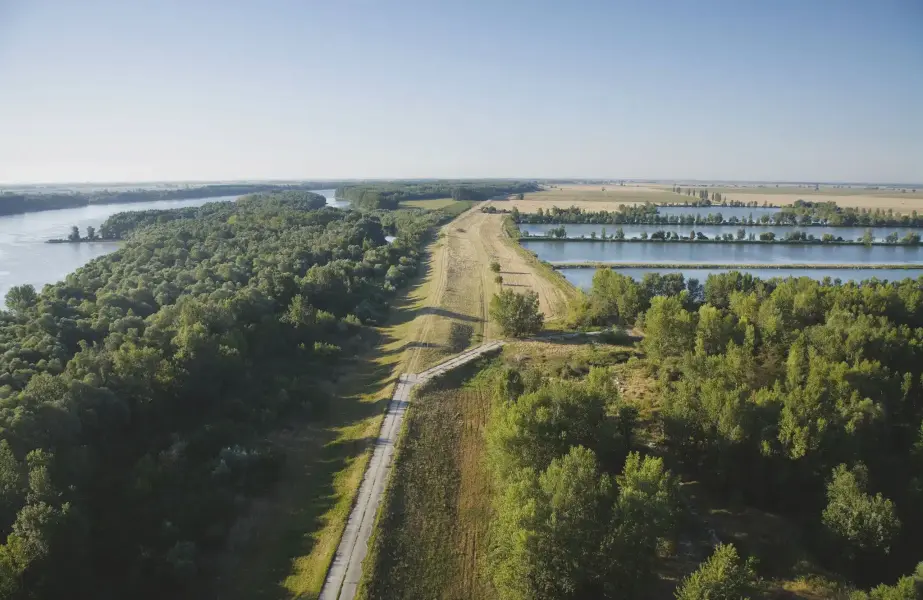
<box><xmin>0</xmin><ymin>0</ymin><xmax>921</xmax><ymax>184</ymax></box>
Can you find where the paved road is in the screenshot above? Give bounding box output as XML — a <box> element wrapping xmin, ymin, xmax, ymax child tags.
<box><xmin>319</xmin><ymin>341</ymin><xmax>505</xmax><ymax>600</ymax></box>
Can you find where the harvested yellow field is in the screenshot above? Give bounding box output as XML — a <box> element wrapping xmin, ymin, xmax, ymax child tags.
<box><xmin>507</xmin><ymin>184</ymin><xmax>677</xmax><ymax>213</ymax></box>
<box><xmin>646</xmin><ymin>183</ymin><xmax>923</xmax><ymax>212</ymax></box>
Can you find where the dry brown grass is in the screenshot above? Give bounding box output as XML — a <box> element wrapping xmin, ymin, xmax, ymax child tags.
<box><xmin>358</xmin><ymin>384</ymin><xmax>497</xmax><ymax>600</ymax></box>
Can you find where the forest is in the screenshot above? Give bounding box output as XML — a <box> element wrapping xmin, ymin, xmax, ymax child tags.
<box><xmin>336</xmin><ymin>181</ymin><xmax>539</xmax><ymax>210</ymax></box>
<box><xmin>0</xmin><ymin>192</ymin><xmax>444</xmax><ymax>599</ymax></box>
<box><xmin>553</xmin><ymin>269</ymin><xmax>923</xmax><ymax>597</ymax></box>
<box><xmin>0</xmin><ymin>182</ymin><xmax>336</xmax><ymax>217</ymax></box>
<box><xmin>514</xmin><ymin>203</ymin><xmax>923</xmax><ymax>228</ymax></box>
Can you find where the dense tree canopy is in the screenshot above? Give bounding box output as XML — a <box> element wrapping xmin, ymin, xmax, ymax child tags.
<box><xmin>577</xmin><ymin>268</ymin><xmax>923</xmax><ymax>591</ymax></box>
<box><xmin>0</xmin><ymin>194</ymin><xmax>444</xmax><ymax>599</ymax></box>
<box><xmin>336</xmin><ymin>181</ymin><xmax>539</xmax><ymax>211</ymax></box>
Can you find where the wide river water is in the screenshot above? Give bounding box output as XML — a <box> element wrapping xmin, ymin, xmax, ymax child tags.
<box><xmin>560</xmin><ymin>267</ymin><xmax>923</xmax><ymax>289</ymax></box>
<box><xmin>520</xmin><ymin>223</ymin><xmax>922</xmax><ymax>241</ymax></box>
<box><xmin>0</xmin><ymin>189</ymin><xmax>343</xmax><ymax>301</ymax></box>
<box><xmin>521</xmin><ymin>239</ymin><xmax>923</xmax><ymax>265</ymax></box>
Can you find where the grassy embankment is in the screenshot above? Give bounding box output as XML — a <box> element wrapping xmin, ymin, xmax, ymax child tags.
<box><xmin>357</xmin><ymin>360</ymin><xmax>497</xmax><ymax>600</ymax></box>
<box><xmin>498</xmin><ymin>214</ymin><xmax>578</xmax><ymax>312</ymax></box>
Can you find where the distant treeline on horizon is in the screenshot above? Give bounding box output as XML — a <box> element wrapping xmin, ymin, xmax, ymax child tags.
<box><xmin>335</xmin><ymin>180</ymin><xmax>540</xmax><ymax>210</ymax></box>
<box><xmin>0</xmin><ymin>183</ymin><xmax>329</xmax><ymax>217</ymax></box>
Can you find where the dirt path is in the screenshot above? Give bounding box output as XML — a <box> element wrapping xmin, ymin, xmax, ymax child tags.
<box><xmin>402</xmin><ymin>204</ymin><xmax>571</xmax><ymax>372</ymax></box>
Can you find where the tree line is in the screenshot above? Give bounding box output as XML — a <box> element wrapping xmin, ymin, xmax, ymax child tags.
<box><xmin>514</xmin><ymin>203</ymin><xmax>923</xmax><ymax>228</ymax></box>
<box><xmin>523</xmin><ymin>225</ymin><xmax>922</xmax><ymax>245</ymax></box>
<box><xmin>0</xmin><ymin>193</ymin><xmax>445</xmax><ymax>599</ymax></box>
<box><xmin>0</xmin><ymin>183</ymin><xmax>336</xmax><ymax>217</ymax></box>
<box><xmin>335</xmin><ymin>181</ymin><xmax>540</xmax><ymax>211</ymax></box>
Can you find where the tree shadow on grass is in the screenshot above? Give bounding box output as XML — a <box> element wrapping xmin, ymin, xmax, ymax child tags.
<box><xmin>212</xmin><ymin>234</ymin><xmax>463</xmax><ymax>600</ymax></box>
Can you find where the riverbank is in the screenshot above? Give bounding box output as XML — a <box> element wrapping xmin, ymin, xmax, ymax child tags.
<box><xmin>520</xmin><ymin>236</ymin><xmax>921</xmax><ymax>246</ymax></box>
<box><xmin>550</xmin><ymin>262</ymin><xmax>923</xmax><ymax>270</ymax></box>
<box><xmin>46</xmin><ymin>237</ymin><xmax>121</xmax><ymax>244</ymax></box>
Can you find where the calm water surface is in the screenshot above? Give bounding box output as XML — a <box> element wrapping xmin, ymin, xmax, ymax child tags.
<box><xmin>521</xmin><ymin>240</ymin><xmax>923</xmax><ymax>265</ymax></box>
<box><xmin>520</xmin><ymin>223</ymin><xmax>921</xmax><ymax>241</ymax></box>
<box><xmin>0</xmin><ymin>190</ymin><xmax>343</xmax><ymax>301</ymax></box>
<box><xmin>560</xmin><ymin>267</ymin><xmax>923</xmax><ymax>289</ymax></box>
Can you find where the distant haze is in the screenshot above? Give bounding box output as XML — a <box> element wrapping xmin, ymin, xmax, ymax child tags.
<box><xmin>1</xmin><ymin>0</ymin><xmax>921</xmax><ymax>184</ymax></box>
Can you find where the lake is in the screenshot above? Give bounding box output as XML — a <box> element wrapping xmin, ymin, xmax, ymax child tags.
<box><xmin>519</xmin><ymin>223</ymin><xmax>921</xmax><ymax>241</ymax></box>
<box><xmin>0</xmin><ymin>189</ymin><xmax>344</xmax><ymax>302</ymax></box>
<box><xmin>520</xmin><ymin>239</ymin><xmax>923</xmax><ymax>265</ymax></box>
<box><xmin>560</xmin><ymin>267</ymin><xmax>923</xmax><ymax>289</ymax></box>
<box><xmin>656</xmin><ymin>206</ymin><xmax>779</xmax><ymax>219</ymax></box>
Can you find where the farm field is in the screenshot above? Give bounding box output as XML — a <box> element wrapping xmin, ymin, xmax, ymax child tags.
<box><xmin>507</xmin><ymin>184</ymin><xmax>678</xmax><ymax>213</ymax></box>
<box><xmin>211</xmin><ymin>202</ymin><xmax>572</xmax><ymax>600</ymax></box>
<box><xmin>507</xmin><ymin>183</ymin><xmax>923</xmax><ymax>214</ymax></box>
<box><xmin>645</xmin><ymin>183</ymin><xmax>923</xmax><ymax>212</ymax></box>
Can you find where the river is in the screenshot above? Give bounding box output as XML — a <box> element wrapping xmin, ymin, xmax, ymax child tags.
<box><xmin>0</xmin><ymin>189</ymin><xmax>344</xmax><ymax>302</ymax></box>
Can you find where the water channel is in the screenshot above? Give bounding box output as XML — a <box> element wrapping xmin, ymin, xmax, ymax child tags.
<box><xmin>521</xmin><ymin>239</ymin><xmax>923</xmax><ymax>266</ymax></box>
<box><xmin>559</xmin><ymin>266</ymin><xmax>923</xmax><ymax>289</ymax></box>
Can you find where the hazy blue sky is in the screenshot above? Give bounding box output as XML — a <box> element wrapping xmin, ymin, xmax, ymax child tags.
<box><xmin>1</xmin><ymin>0</ymin><xmax>921</xmax><ymax>183</ymax></box>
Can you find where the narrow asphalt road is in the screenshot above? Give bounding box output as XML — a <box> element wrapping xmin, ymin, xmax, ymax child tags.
<box><xmin>319</xmin><ymin>341</ymin><xmax>505</xmax><ymax>600</ymax></box>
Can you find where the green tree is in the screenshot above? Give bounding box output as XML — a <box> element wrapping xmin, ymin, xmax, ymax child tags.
<box><xmin>641</xmin><ymin>296</ymin><xmax>695</xmax><ymax>361</ymax></box>
<box><xmin>86</xmin><ymin>225</ymin><xmax>96</xmax><ymax>240</ymax></box>
<box><xmin>490</xmin><ymin>289</ymin><xmax>543</xmax><ymax>337</ymax></box>
<box><xmin>490</xmin><ymin>261</ymin><xmax>501</xmax><ymax>273</ymax></box>
<box><xmin>489</xmin><ymin>446</ymin><xmax>613</xmax><ymax>600</ymax></box>
<box><xmin>861</xmin><ymin>229</ymin><xmax>875</xmax><ymax>246</ymax></box>
<box><xmin>675</xmin><ymin>543</ymin><xmax>755</xmax><ymax>600</ymax></box>
<box><xmin>4</xmin><ymin>284</ymin><xmax>38</xmax><ymax>313</ymax></box>
<box><xmin>822</xmin><ymin>463</ymin><xmax>900</xmax><ymax>557</ymax></box>
<box><xmin>601</xmin><ymin>452</ymin><xmax>681</xmax><ymax>597</ymax></box>
<box><xmin>68</xmin><ymin>225</ymin><xmax>80</xmax><ymax>241</ymax></box>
